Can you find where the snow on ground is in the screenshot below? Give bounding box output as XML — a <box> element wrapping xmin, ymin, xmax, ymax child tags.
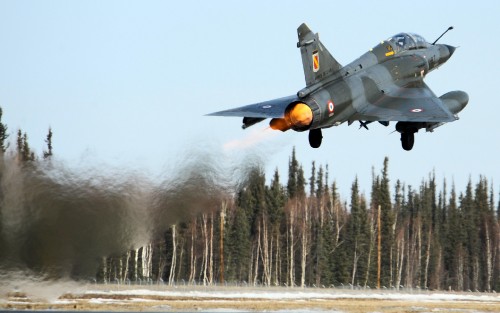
<box><xmin>84</xmin><ymin>286</ymin><xmax>500</xmax><ymax>303</ymax></box>
<box><xmin>3</xmin><ymin>283</ymin><xmax>500</xmax><ymax>312</ymax></box>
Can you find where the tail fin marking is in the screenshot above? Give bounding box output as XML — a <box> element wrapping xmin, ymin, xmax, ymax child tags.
<box><xmin>297</xmin><ymin>23</ymin><xmax>342</xmax><ymax>86</ymax></box>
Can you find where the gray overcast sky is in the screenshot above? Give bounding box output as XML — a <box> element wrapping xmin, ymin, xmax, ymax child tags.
<box><xmin>0</xmin><ymin>0</ymin><xmax>498</xmax><ymax>198</ymax></box>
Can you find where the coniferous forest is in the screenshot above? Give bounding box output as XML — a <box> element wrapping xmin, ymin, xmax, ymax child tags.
<box><xmin>115</xmin><ymin>153</ymin><xmax>498</xmax><ymax>292</ymax></box>
<box><xmin>1</xmin><ymin>108</ymin><xmax>499</xmax><ymax>292</ymax></box>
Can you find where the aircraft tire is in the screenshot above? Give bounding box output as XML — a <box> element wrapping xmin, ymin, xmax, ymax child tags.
<box><xmin>401</xmin><ymin>132</ymin><xmax>414</xmax><ymax>151</ymax></box>
<box><xmin>309</xmin><ymin>129</ymin><xmax>323</xmax><ymax>148</ymax></box>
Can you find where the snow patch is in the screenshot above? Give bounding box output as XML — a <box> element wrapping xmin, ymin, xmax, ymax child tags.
<box><xmin>85</xmin><ymin>288</ymin><xmax>500</xmax><ymax>303</ymax></box>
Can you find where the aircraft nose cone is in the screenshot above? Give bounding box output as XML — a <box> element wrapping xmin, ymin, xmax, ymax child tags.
<box><xmin>437</xmin><ymin>44</ymin><xmax>455</xmax><ymax>65</ymax></box>
<box><xmin>445</xmin><ymin>44</ymin><xmax>456</xmax><ymax>56</ymax></box>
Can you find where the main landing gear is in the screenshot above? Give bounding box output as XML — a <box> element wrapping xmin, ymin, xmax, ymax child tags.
<box><xmin>307</xmin><ymin>123</ymin><xmax>419</xmax><ymax>150</ymax></box>
<box><xmin>400</xmin><ymin>132</ymin><xmax>415</xmax><ymax>151</ymax></box>
<box><xmin>309</xmin><ymin>128</ymin><xmax>322</xmax><ymax>148</ymax></box>
<box><xmin>396</xmin><ymin>122</ymin><xmax>420</xmax><ymax>151</ymax></box>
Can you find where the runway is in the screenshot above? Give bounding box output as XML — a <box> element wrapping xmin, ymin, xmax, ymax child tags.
<box><xmin>2</xmin><ymin>284</ymin><xmax>500</xmax><ymax>312</ymax></box>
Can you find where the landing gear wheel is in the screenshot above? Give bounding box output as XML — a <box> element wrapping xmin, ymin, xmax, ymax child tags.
<box><xmin>401</xmin><ymin>132</ymin><xmax>415</xmax><ymax>151</ymax></box>
<box><xmin>309</xmin><ymin>129</ymin><xmax>323</xmax><ymax>148</ymax></box>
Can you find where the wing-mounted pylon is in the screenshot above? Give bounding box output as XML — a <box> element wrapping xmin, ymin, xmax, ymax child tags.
<box><xmin>297</xmin><ymin>23</ymin><xmax>342</xmax><ymax>87</ymax></box>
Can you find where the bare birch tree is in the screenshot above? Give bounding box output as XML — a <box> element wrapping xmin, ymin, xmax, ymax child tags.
<box><xmin>188</xmin><ymin>220</ymin><xmax>197</xmax><ymax>284</ymax></box>
<box><xmin>300</xmin><ymin>201</ymin><xmax>309</xmax><ymax>288</ymax></box>
<box><xmin>168</xmin><ymin>224</ymin><xmax>177</xmax><ymax>286</ymax></box>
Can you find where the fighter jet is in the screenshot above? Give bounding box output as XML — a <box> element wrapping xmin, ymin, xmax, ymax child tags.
<box><xmin>208</xmin><ymin>23</ymin><xmax>468</xmax><ymax>151</ymax></box>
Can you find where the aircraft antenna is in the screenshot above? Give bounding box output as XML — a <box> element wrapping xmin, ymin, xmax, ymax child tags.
<box><xmin>432</xmin><ymin>26</ymin><xmax>454</xmax><ymax>45</ymax></box>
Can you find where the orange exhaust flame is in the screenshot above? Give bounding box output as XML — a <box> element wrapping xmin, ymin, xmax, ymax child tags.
<box><xmin>269</xmin><ymin>102</ymin><xmax>313</xmax><ymax>132</ymax></box>
<box><xmin>289</xmin><ymin>102</ymin><xmax>313</xmax><ymax>127</ymax></box>
<box><xmin>269</xmin><ymin>118</ymin><xmax>290</xmax><ymax>131</ymax></box>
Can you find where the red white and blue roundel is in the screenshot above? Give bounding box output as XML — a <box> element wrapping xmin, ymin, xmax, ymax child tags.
<box><xmin>328</xmin><ymin>100</ymin><xmax>335</xmax><ymax>115</ymax></box>
<box><xmin>410</xmin><ymin>108</ymin><xmax>423</xmax><ymax>113</ymax></box>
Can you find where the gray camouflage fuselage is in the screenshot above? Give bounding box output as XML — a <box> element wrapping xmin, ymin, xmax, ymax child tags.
<box><xmin>208</xmin><ymin>24</ymin><xmax>468</xmax><ymax>151</ymax></box>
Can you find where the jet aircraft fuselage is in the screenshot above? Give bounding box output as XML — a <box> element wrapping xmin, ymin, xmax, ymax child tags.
<box><xmin>209</xmin><ymin>24</ymin><xmax>468</xmax><ymax>150</ymax></box>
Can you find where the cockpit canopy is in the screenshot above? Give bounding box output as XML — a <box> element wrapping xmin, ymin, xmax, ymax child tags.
<box><xmin>387</xmin><ymin>33</ymin><xmax>430</xmax><ymax>51</ymax></box>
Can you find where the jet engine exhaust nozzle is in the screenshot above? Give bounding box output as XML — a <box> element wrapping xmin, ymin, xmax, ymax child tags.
<box><xmin>270</xmin><ymin>102</ymin><xmax>313</xmax><ymax>132</ymax></box>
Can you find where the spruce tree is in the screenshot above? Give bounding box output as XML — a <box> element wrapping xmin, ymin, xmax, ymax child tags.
<box><xmin>267</xmin><ymin>169</ymin><xmax>285</xmax><ymax>227</ymax></box>
<box><xmin>309</xmin><ymin>161</ymin><xmax>316</xmax><ymax>197</ymax></box>
<box><xmin>43</xmin><ymin>127</ymin><xmax>53</xmax><ymax>159</ymax></box>
<box><xmin>266</xmin><ymin>169</ymin><xmax>285</xmax><ymax>285</ymax></box>
<box><xmin>331</xmin><ymin>181</ymin><xmax>338</xmax><ymax>210</ymax></box>
<box><xmin>378</xmin><ymin>157</ymin><xmax>394</xmax><ymax>287</ymax></box>
<box><xmin>237</xmin><ymin>166</ymin><xmax>266</xmax><ymax>234</ymax></box>
<box><xmin>444</xmin><ymin>184</ymin><xmax>461</xmax><ymax>290</ymax></box>
<box><xmin>287</xmin><ymin>147</ymin><xmax>299</xmax><ymax>198</ymax></box>
<box><xmin>315</xmin><ymin>175</ymin><xmax>334</xmax><ymax>286</ymax></box>
<box><xmin>350</xmin><ymin>178</ymin><xmax>370</xmax><ymax>286</ymax></box>
<box><xmin>225</xmin><ymin>206</ymin><xmax>251</xmax><ymax>282</ymax></box>
<box><xmin>460</xmin><ymin>179</ymin><xmax>476</xmax><ymax>290</ymax></box>
<box><xmin>16</xmin><ymin>129</ymin><xmax>23</xmax><ymax>159</ymax></box>
<box><xmin>16</xmin><ymin>129</ymin><xmax>35</xmax><ymax>162</ymax></box>
<box><xmin>0</xmin><ymin>107</ymin><xmax>8</xmax><ymax>153</ymax></box>
<box><xmin>497</xmin><ymin>191</ymin><xmax>500</xmax><ymax>221</ymax></box>
<box><xmin>475</xmin><ymin>177</ymin><xmax>493</xmax><ymax>291</ymax></box>
<box><xmin>297</xmin><ymin>165</ymin><xmax>306</xmax><ymax>198</ymax></box>
<box><xmin>316</xmin><ymin>166</ymin><xmax>324</xmax><ymax>200</ymax></box>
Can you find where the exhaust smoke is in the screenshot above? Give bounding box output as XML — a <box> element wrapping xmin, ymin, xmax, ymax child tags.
<box><xmin>0</xmin><ymin>147</ymin><xmax>245</xmax><ymax>280</ymax></box>
<box><xmin>0</xmin><ymin>158</ymin><xmax>152</xmax><ymax>279</ymax></box>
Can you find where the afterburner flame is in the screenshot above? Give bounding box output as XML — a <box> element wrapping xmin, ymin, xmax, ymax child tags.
<box><xmin>289</xmin><ymin>102</ymin><xmax>313</xmax><ymax>127</ymax></box>
<box><xmin>269</xmin><ymin>102</ymin><xmax>313</xmax><ymax>132</ymax></box>
<box><xmin>269</xmin><ymin>118</ymin><xmax>290</xmax><ymax>131</ymax></box>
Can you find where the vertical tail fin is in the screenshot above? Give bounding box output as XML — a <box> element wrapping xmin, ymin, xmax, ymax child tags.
<box><xmin>297</xmin><ymin>23</ymin><xmax>342</xmax><ymax>87</ymax></box>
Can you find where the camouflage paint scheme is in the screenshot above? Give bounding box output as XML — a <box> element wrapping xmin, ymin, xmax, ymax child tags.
<box><xmin>208</xmin><ymin>23</ymin><xmax>468</xmax><ymax>150</ymax></box>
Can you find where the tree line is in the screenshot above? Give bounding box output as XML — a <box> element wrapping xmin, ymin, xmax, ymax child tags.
<box><xmin>100</xmin><ymin>150</ymin><xmax>500</xmax><ymax>292</ymax></box>
<box><xmin>1</xmin><ymin>107</ymin><xmax>499</xmax><ymax>291</ymax></box>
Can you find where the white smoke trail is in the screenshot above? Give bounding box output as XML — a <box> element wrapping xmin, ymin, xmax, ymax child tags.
<box><xmin>223</xmin><ymin>127</ymin><xmax>278</xmax><ymax>151</ymax></box>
